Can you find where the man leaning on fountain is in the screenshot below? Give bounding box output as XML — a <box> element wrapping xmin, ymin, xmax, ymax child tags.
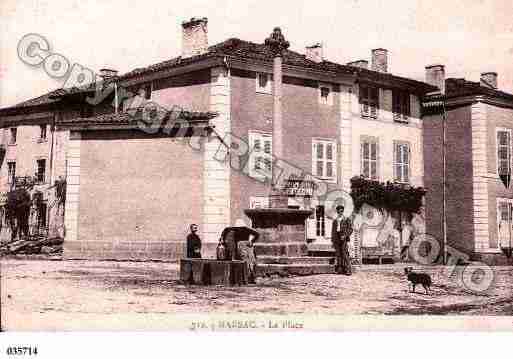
<box><xmin>331</xmin><ymin>205</ymin><xmax>353</xmax><ymax>275</ymax></box>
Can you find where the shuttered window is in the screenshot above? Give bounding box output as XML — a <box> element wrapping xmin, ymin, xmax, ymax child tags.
<box><xmin>394</xmin><ymin>142</ymin><xmax>410</xmax><ymax>183</ymax></box>
<box><xmin>361</xmin><ymin>138</ymin><xmax>379</xmax><ymax>180</ymax></box>
<box><xmin>393</xmin><ymin>90</ymin><xmax>410</xmax><ymax>123</ymax></box>
<box><xmin>360</xmin><ymin>85</ymin><xmax>379</xmax><ymax>119</ymax></box>
<box><xmin>256</xmin><ymin>73</ymin><xmax>272</xmax><ymax>94</ymax></box>
<box><xmin>497</xmin><ymin>130</ymin><xmax>511</xmax><ymax>177</ymax></box>
<box><xmin>312</xmin><ymin>139</ymin><xmax>337</xmax><ymax>182</ymax></box>
<box><xmin>7</xmin><ymin>162</ymin><xmax>16</xmax><ymax>184</ymax></box>
<box><xmin>249</xmin><ymin>131</ymin><xmax>272</xmax><ymax>181</ymax></box>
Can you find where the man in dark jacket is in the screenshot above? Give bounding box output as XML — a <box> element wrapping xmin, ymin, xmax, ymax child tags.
<box><xmin>331</xmin><ymin>205</ymin><xmax>353</xmax><ymax>275</ymax></box>
<box><xmin>186</xmin><ymin>224</ymin><xmax>202</xmax><ymax>258</ymax></box>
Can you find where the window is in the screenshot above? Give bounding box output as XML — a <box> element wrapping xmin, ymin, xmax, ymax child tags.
<box><xmin>143</xmin><ymin>83</ymin><xmax>152</xmax><ymax>100</ymax></box>
<box><xmin>249</xmin><ymin>132</ymin><xmax>272</xmax><ymax>180</ymax></box>
<box><xmin>312</xmin><ymin>139</ymin><xmax>337</xmax><ymax>182</ymax></box>
<box><xmin>315</xmin><ymin>205</ymin><xmax>326</xmax><ymax>237</ymax></box>
<box><xmin>319</xmin><ymin>83</ymin><xmax>333</xmax><ymax>105</ymax></box>
<box><xmin>249</xmin><ymin>196</ymin><xmax>270</xmax><ymax>209</ymax></box>
<box><xmin>39</xmin><ymin>124</ymin><xmax>47</xmax><ymax>141</ymax></box>
<box><xmin>393</xmin><ymin>90</ymin><xmax>410</xmax><ymax>123</ymax></box>
<box><xmin>9</xmin><ymin>128</ymin><xmax>17</xmax><ymax>145</ymax></box>
<box><xmin>37</xmin><ymin>201</ymin><xmax>48</xmax><ymax>231</ymax></box>
<box><xmin>394</xmin><ymin>142</ymin><xmax>410</xmax><ymax>183</ymax></box>
<box><xmin>7</xmin><ymin>162</ymin><xmax>16</xmax><ymax>184</ymax></box>
<box><xmin>497</xmin><ymin>129</ymin><xmax>511</xmax><ymax>178</ymax></box>
<box><xmin>36</xmin><ymin>159</ymin><xmax>46</xmax><ymax>183</ymax></box>
<box><xmin>359</xmin><ymin>85</ymin><xmax>379</xmax><ymax>119</ymax></box>
<box><xmin>361</xmin><ymin>138</ymin><xmax>379</xmax><ymax>180</ymax></box>
<box><xmin>497</xmin><ymin>199</ymin><xmax>512</xmax><ymax>250</ymax></box>
<box><xmin>256</xmin><ymin>72</ymin><xmax>272</xmax><ymax>94</ymax></box>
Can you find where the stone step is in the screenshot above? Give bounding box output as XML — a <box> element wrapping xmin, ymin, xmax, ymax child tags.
<box><xmin>256</xmin><ymin>263</ymin><xmax>335</xmax><ymax>277</ymax></box>
<box><xmin>257</xmin><ymin>255</ymin><xmax>334</xmax><ymax>265</ymax></box>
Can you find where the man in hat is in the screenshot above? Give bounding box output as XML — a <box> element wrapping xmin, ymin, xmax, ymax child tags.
<box><xmin>331</xmin><ymin>205</ymin><xmax>353</xmax><ymax>275</ymax></box>
<box><xmin>186</xmin><ymin>224</ymin><xmax>202</xmax><ymax>258</ymax></box>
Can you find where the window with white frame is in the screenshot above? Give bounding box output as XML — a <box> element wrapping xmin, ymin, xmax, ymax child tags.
<box><xmin>319</xmin><ymin>83</ymin><xmax>333</xmax><ymax>106</ymax></box>
<box><xmin>255</xmin><ymin>72</ymin><xmax>272</xmax><ymax>94</ymax></box>
<box><xmin>359</xmin><ymin>85</ymin><xmax>379</xmax><ymax>119</ymax></box>
<box><xmin>394</xmin><ymin>141</ymin><xmax>410</xmax><ymax>183</ymax></box>
<box><xmin>361</xmin><ymin>137</ymin><xmax>379</xmax><ymax>180</ymax></box>
<box><xmin>249</xmin><ymin>131</ymin><xmax>272</xmax><ymax>180</ymax></box>
<box><xmin>312</xmin><ymin>139</ymin><xmax>337</xmax><ymax>182</ymax></box>
<box><xmin>497</xmin><ymin>129</ymin><xmax>511</xmax><ymax>178</ymax></box>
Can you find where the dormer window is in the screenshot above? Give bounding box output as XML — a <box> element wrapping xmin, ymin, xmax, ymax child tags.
<box><xmin>256</xmin><ymin>72</ymin><xmax>272</xmax><ymax>94</ymax></box>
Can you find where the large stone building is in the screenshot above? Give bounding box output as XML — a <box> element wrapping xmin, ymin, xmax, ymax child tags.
<box><xmin>0</xmin><ymin>18</ymin><xmax>437</xmax><ymax>261</ymax></box>
<box><xmin>424</xmin><ymin>67</ymin><xmax>513</xmax><ymax>265</ymax></box>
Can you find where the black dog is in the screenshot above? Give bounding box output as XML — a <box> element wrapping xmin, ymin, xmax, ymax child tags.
<box><xmin>404</xmin><ymin>267</ymin><xmax>432</xmax><ymax>294</ymax></box>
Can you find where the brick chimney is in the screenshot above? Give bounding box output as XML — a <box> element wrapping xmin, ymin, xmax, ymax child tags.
<box><xmin>305</xmin><ymin>43</ymin><xmax>323</xmax><ymax>63</ymax></box>
<box><xmin>371</xmin><ymin>48</ymin><xmax>388</xmax><ymax>73</ymax></box>
<box><xmin>425</xmin><ymin>64</ymin><xmax>445</xmax><ymax>94</ymax></box>
<box><xmin>480</xmin><ymin>72</ymin><xmax>498</xmax><ymax>89</ymax></box>
<box><xmin>347</xmin><ymin>60</ymin><xmax>369</xmax><ymax>69</ymax></box>
<box><xmin>182</xmin><ymin>17</ymin><xmax>208</xmax><ymax>58</ymax></box>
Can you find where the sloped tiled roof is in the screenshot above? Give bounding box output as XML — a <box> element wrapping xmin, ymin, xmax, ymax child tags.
<box><xmin>445</xmin><ymin>78</ymin><xmax>513</xmax><ymax>102</ymax></box>
<box><xmin>3</xmin><ymin>89</ymin><xmax>61</xmax><ymax>110</ymax></box>
<box><xmin>57</xmin><ymin>109</ymin><xmax>217</xmax><ymax>129</ymax></box>
<box><xmin>2</xmin><ymin>37</ymin><xmax>438</xmax><ymax>115</ymax></box>
<box><xmin>119</xmin><ymin>38</ymin><xmax>435</xmax><ymax>93</ymax></box>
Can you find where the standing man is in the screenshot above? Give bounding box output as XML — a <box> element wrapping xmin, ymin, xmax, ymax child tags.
<box><xmin>331</xmin><ymin>205</ymin><xmax>353</xmax><ymax>275</ymax></box>
<box><xmin>186</xmin><ymin>224</ymin><xmax>202</xmax><ymax>258</ymax></box>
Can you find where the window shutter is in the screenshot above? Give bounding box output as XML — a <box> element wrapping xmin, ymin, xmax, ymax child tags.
<box><xmin>326</xmin><ymin>143</ymin><xmax>333</xmax><ymax>160</ymax></box>
<box><xmin>264</xmin><ymin>139</ymin><xmax>271</xmax><ymax>154</ymax></box>
<box><xmin>373</xmin><ymin>141</ymin><xmax>379</xmax><ymax>179</ymax></box>
<box><xmin>361</xmin><ymin>141</ymin><xmax>367</xmax><ymax>178</ymax></box>
<box><xmin>393</xmin><ymin>142</ymin><xmax>398</xmax><ymax>181</ymax></box>
<box><xmin>406</xmin><ymin>145</ymin><xmax>411</xmax><ymax>182</ymax></box>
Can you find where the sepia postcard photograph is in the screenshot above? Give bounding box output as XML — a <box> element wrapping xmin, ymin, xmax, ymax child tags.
<box><xmin>0</xmin><ymin>0</ymin><xmax>512</xmax><ymax>347</ymax></box>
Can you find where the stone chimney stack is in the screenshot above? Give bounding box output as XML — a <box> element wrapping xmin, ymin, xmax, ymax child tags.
<box><xmin>480</xmin><ymin>72</ymin><xmax>498</xmax><ymax>89</ymax></box>
<box><xmin>182</xmin><ymin>17</ymin><xmax>208</xmax><ymax>58</ymax></box>
<box><xmin>371</xmin><ymin>48</ymin><xmax>388</xmax><ymax>73</ymax></box>
<box><xmin>347</xmin><ymin>60</ymin><xmax>369</xmax><ymax>69</ymax></box>
<box><xmin>425</xmin><ymin>64</ymin><xmax>446</xmax><ymax>94</ymax></box>
<box><xmin>305</xmin><ymin>43</ymin><xmax>323</xmax><ymax>63</ymax></box>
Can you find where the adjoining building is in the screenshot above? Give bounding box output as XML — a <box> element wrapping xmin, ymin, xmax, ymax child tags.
<box><xmin>423</xmin><ymin>67</ymin><xmax>513</xmax><ymax>265</ymax></box>
<box><xmin>0</xmin><ymin>17</ymin><xmax>437</xmax><ymax>261</ymax></box>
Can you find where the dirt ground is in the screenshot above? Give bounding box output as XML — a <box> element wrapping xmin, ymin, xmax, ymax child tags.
<box><xmin>1</xmin><ymin>259</ymin><xmax>512</xmax><ymax>330</ymax></box>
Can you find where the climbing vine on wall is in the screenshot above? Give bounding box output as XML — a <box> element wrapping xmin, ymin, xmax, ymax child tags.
<box><xmin>350</xmin><ymin>176</ymin><xmax>426</xmax><ymax>214</ymax></box>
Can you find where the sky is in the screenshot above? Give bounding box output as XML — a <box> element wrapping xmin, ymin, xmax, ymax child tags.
<box><xmin>1</xmin><ymin>0</ymin><xmax>513</xmax><ymax>107</ymax></box>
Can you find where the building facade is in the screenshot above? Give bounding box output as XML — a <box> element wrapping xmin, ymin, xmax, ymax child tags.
<box><xmin>424</xmin><ymin>68</ymin><xmax>513</xmax><ymax>265</ymax></box>
<box><xmin>0</xmin><ymin>18</ymin><xmax>436</xmax><ymax>261</ymax></box>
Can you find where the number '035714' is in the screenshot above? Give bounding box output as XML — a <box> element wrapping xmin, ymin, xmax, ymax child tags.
<box><xmin>6</xmin><ymin>347</ymin><xmax>38</xmax><ymax>356</ymax></box>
